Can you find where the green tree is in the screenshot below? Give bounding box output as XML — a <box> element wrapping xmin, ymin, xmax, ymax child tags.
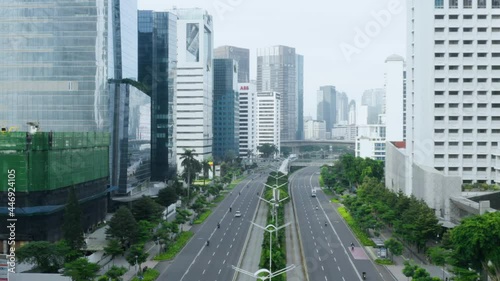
<box><xmin>427</xmin><ymin>246</ymin><xmax>451</xmax><ymax>281</ymax></box>
<box><xmin>450</xmin><ymin>211</ymin><xmax>500</xmax><ymax>281</ymax></box>
<box><xmin>104</xmin><ymin>239</ymin><xmax>124</xmax><ymax>264</ymax></box>
<box><xmin>180</xmin><ymin>149</ymin><xmax>202</xmax><ymax>203</ymax></box>
<box><xmin>63</xmin><ymin>258</ymin><xmax>100</xmax><ymax>281</ymax></box>
<box><xmin>17</xmin><ymin>241</ymin><xmax>70</xmax><ymax>273</ymax></box>
<box><xmin>106</xmin><ymin>206</ymin><xmax>138</xmax><ymax>246</ymax></box>
<box><xmin>257</xmin><ymin>143</ymin><xmax>278</xmax><ymax>158</ymax></box>
<box><xmin>384</xmin><ymin>238</ymin><xmax>404</xmax><ymax>262</ymax></box>
<box><xmin>201</xmin><ymin>159</ymin><xmax>212</xmax><ymax>186</ymax></box>
<box><xmin>402</xmin><ymin>260</ymin><xmax>418</xmax><ymax>281</ymax></box>
<box><xmin>63</xmin><ymin>186</ymin><xmax>85</xmax><ymax>253</ymax></box>
<box><xmin>104</xmin><ymin>265</ymin><xmax>127</xmax><ymax>281</ymax></box>
<box><xmin>131</xmin><ymin>195</ymin><xmax>164</xmax><ymax>223</ymax></box>
<box><xmin>126</xmin><ymin>244</ymin><xmax>148</xmax><ymax>274</ymax></box>
<box><xmin>157</xmin><ymin>187</ymin><xmax>178</xmax><ymax>207</ymax></box>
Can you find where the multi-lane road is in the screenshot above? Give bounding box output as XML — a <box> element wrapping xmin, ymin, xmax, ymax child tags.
<box><xmin>157</xmin><ymin>175</ymin><xmax>266</xmax><ymax>281</ymax></box>
<box><xmin>289</xmin><ymin>166</ymin><xmax>394</xmax><ymax>281</ymax></box>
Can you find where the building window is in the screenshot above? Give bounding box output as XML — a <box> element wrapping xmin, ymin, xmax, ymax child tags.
<box><xmin>478</xmin><ymin>78</ymin><xmax>487</xmax><ymax>83</ymax></box>
<box><xmin>463</xmin><ymin>53</ymin><xmax>473</xmax><ymax>58</ymax></box>
<box><xmin>464</xmin><ymin>14</ymin><xmax>473</xmax><ymax>19</ymax></box>
<box><xmin>450</xmin><ymin>0</ymin><xmax>459</xmax><ymax>7</ymax></box>
<box><xmin>435</xmin><ymin>27</ymin><xmax>445</xmax><ymax>32</ymax></box>
<box><xmin>449</xmin><ymin>154</ymin><xmax>459</xmax><ymax>158</ymax></box>
<box><xmin>435</xmin><ymin>103</ymin><xmax>445</xmax><ymax>108</ymax></box>
<box><xmin>478</xmin><ymin>14</ymin><xmax>488</xmax><ymax>19</ymax></box>
<box><xmin>463</xmin><ymin>167</ymin><xmax>473</xmax><ymax>171</ymax></box>
<box><xmin>464</xmin><ymin>154</ymin><xmax>473</xmax><ymax>158</ymax></box>
<box><xmin>478</xmin><ymin>0</ymin><xmax>487</xmax><ymax>8</ymax></box>
<box><xmin>494</xmin><ymin>0</ymin><xmax>500</xmax><ymax>8</ymax></box>
<box><xmin>449</xmin><ymin>78</ymin><xmax>459</xmax><ymax>83</ymax></box>
<box><xmin>449</xmin><ymin>129</ymin><xmax>459</xmax><ymax>133</ymax></box>
<box><xmin>464</xmin><ymin>116</ymin><xmax>473</xmax><ymax>121</ymax></box>
<box><xmin>464</xmin><ymin>0</ymin><xmax>473</xmax><ymax>7</ymax></box>
<box><xmin>435</xmin><ymin>129</ymin><xmax>445</xmax><ymax>133</ymax></box>
<box><xmin>478</xmin><ymin>116</ymin><xmax>487</xmax><ymax>121</ymax></box>
<box><xmin>463</xmin><ymin>91</ymin><xmax>473</xmax><ymax>95</ymax></box>
<box><xmin>449</xmin><ymin>40</ymin><xmax>459</xmax><ymax>45</ymax></box>
<box><xmin>449</xmin><ymin>103</ymin><xmax>459</xmax><ymax>108</ymax></box>
<box><xmin>449</xmin><ymin>27</ymin><xmax>459</xmax><ymax>32</ymax></box>
<box><xmin>463</xmin><ymin>65</ymin><xmax>473</xmax><ymax>70</ymax></box>
<box><xmin>478</xmin><ymin>129</ymin><xmax>487</xmax><ymax>133</ymax></box>
<box><xmin>463</xmin><ymin>28</ymin><xmax>473</xmax><ymax>32</ymax></box>
<box><xmin>449</xmin><ymin>167</ymin><xmax>459</xmax><ymax>171</ymax></box>
<box><xmin>478</xmin><ymin>103</ymin><xmax>488</xmax><ymax>108</ymax></box>
<box><xmin>478</xmin><ymin>27</ymin><xmax>488</xmax><ymax>32</ymax></box>
<box><xmin>435</xmin><ymin>0</ymin><xmax>444</xmax><ymax>8</ymax></box>
<box><xmin>435</xmin><ymin>53</ymin><xmax>445</xmax><ymax>58</ymax></box>
<box><xmin>435</xmin><ymin>116</ymin><xmax>445</xmax><ymax>121</ymax></box>
<box><xmin>435</xmin><ymin>154</ymin><xmax>445</xmax><ymax>158</ymax></box>
<box><xmin>449</xmin><ymin>53</ymin><xmax>459</xmax><ymax>58</ymax></box>
<box><xmin>463</xmin><ymin>129</ymin><xmax>473</xmax><ymax>133</ymax></box>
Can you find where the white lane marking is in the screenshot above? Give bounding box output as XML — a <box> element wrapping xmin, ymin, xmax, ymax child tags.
<box><xmin>217</xmin><ymin>244</ymin><xmax>220</xmax><ymax>249</ymax></box>
<box><xmin>218</xmin><ymin>269</ymin><xmax>222</xmax><ymax>275</ymax></box>
<box><xmin>227</xmin><ymin>251</ymin><xmax>230</xmax><ymax>256</ymax></box>
<box><xmin>208</xmin><ymin>260</ymin><xmax>211</xmax><ymax>264</ymax></box>
<box><xmin>223</xmin><ymin>260</ymin><xmax>226</xmax><ymax>264</ymax></box>
<box><xmin>342</xmin><ymin>277</ymin><xmax>346</xmax><ymax>281</ymax></box>
<box><xmin>212</xmin><ymin>252</ymin><xmax>215</xmax><ymax>256</ymax></box>
<box><xmin>202</xmin><ymin>269</ymin><xmax>205</xmax><ymax>275</ymax></box>
<box><xmin>322</xmin><ymin>265</ymin><xmax>324</xmax><ymax>271</ymax></box>
<box><xmin>338</xmin><ymin>266</ymin><xmax>341</xmax><ymax>271</ymax></box>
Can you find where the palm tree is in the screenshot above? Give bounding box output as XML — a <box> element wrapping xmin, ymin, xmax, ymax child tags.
<box><xmin>180</xmin><ymin>149</ymin><xmax>201</xmax><ymax>204</ymax></box>
<box><xmin>201</xmin><ymin>160</ymin><xmax>212</xmax><ymax>187</ymax></box>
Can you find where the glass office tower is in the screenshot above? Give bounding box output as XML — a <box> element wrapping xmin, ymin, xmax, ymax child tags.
<box><xmin>0</xmin><ymin>0</ymin><xmax>109</xmax><ymax>132</ymax></box>
<box><xmin>138</xmin><ymin>11</ymin><xmax>177</xmax><ymax>181</ymax></box>
<box><xmin>213</xmin><ymin>59</ymin><xmax>239</xmax><ymax>161</ymax></box>
<box><xmin>214</xmin><ymin>46</ymin><xmax>250</xmax><ymax>83</ymax></box>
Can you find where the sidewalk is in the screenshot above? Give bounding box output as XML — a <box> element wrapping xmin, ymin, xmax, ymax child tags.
<box><xmin>377</xmin><ymin>228</ymin><xmax>451</xmax><ymax>281</ymax></box>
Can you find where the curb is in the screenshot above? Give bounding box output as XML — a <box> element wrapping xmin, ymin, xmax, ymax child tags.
<box><xmin>289</xmin><ymin>172</ymin><xmax>310</xmax><ymax>281</ymax></box>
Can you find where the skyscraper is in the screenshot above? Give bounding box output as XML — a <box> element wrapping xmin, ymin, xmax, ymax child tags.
<box><xmin>317</xmin><ymin>86</ymin><xmax>336</xmax><ymax>132</ymax></box>
<box><xmin>0</xmin><ymin>0</ymin><xmax>110</xmax><ymax>132</ymax></box>
<box><xmin>213</xmin><ymin>59</ymin><xmax>239</xmax><ymax>161</ymax></box>
<box><xmin>175</xmin><ymin>8</ymin><xmax>214</xmax><ymax>171</ymax></box>
<box><xmin>361</xmin><ymin>89</ymin><xmax>385</xmax><ymax>124</ymax></box>
<box><xmin>384</xmin><ymin>54</ymin><xmax>406</xmax><ymax>142</ymax></box>
<box><xmin>296</xmin><ymin>54</ymin><xmax>304</xmax><ymax>140</ymax></box>
<box><xmin>257</xmin><ymin>46</ymin><xmax>298</xmax><ymax>141</ymax></box>
<box><xmin>408</xmin><ymin>0</ymin><xmax>500</xmax><ymax>184</ymax></box>
<box><xmin>214</xmin><ymin>46</ymin><xmax>250</xmax><ymax>83</ymax></box>
<box><xmin>336</xmin><ymin>92</ymin><xmax>349</xmax><ymax>125</ymax></box>
<box><xmin>138</xmin><ymin>10</ymin><xmax>177</xmax><ymax>181</ymax></box>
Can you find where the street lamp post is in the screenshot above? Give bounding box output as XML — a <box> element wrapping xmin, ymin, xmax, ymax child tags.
<box><xmin>135</xmin><ymin>255</ymin><xmax>138</xmax><ymax>275</ymax></box>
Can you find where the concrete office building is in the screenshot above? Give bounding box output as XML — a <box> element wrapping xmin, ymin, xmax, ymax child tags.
<box><xmin>138</xmin><ymin>10</ymin><xmax>177</xmax><ymax>181</ymax></box>
<box><xmin>336</xmin><ymin>92</ymin><xmax>349</xmax><ymax>125</ymax></box>
<box><xmin>213</xmin><ymin>59</ymin><xmax>239</xmax><ymax>161</ymax></box>
<box><xmin>214</xmin><ymin>46</ymin><xmax>250</xmax><ymax>83</ymax></box>
<box><xmin>175</xmin><ymin>8</ymin><xmax>214</xmax><ymax>172</ymax></box>
<box><xmin>256</xmin><ymin>92</ymin><xmax>281</xmax><ymax>157</ymax></box>
<box><xmin>407</xmin><ymin>0</ymin><xmax>500</xmax><ymax>185</ymax></box>
<box><xmin>238</xmin><ymin>82</ymin><xmax>257</xmax><ymax>159</ymax></box>
<box><xmin>257</xmin><ymin>46</ymin><xmax>298</xmax><ymax>141</ymax></box>
<box><xmin>384</xmin><ymin>54</ymin><xmax>406</xmax><ymax>142</ymax></box>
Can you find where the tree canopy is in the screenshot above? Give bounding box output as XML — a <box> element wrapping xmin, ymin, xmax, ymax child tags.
<box><xmin>257</xmin><ymin>143</ymin><xmax>278</xmax><ymax>158</ymax></box>
<box><xmin>63</xmin><ymin>186</ymin><xmax>85</xmax><ymax>253</ymax></box>
<box><xmin>63</xmin><ymin>258</ymin><xmax>100</xmax><ymax>281</ymax></box>
<box><xmin>131</xmin><ymin>195</ymin><xmax>164</xmax><ymax>223</ymax></box>
<box><xmin>157</xmin><ymin>187</ymin><xmax>178</xmax><ymax>207</ymax></box>
<box><xmin>106</xmin><ymin>206</ymin><xmax>138</xmax><ymax>246</ymax></box>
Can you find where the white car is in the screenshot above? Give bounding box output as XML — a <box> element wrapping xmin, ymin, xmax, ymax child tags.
<box><xmin>235</xmin><ymin>211</ymin><xmax>242</xmax><ymax>217</ymax></box>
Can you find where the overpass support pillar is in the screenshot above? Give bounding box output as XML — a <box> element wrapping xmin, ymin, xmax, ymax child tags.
<box><xmin>292</xmin><ymin>146</ymin><xmax>300</xmax><ymax>155</ymax></box>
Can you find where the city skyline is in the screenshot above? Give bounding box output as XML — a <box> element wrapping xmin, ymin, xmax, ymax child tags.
<box><xmin>138</xmin><ymin>0</ymin><xmax>407</xmax><ymax>117</ymax></box>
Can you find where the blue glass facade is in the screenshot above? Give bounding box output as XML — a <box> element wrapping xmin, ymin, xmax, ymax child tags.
<box><xmin>213</xmin><ymin>59</ymin><xmax>239</xmax><ymax>161</ymax></box>
<box><xmin>0</xmin><ymin>0</ymin><xmax>109</xmax><ymax>132</ymax></box>
<box><xmin>138</xmin><ymin>11</ymin><xmax>177</xmax><ymax>181</ymax></box>
<box><xmin>109</xmin><ymin>83</ymin><xmax>151</xmax><ymax>195</ymax></box>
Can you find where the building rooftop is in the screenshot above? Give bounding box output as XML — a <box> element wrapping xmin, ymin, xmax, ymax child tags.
<box><xmin>385</xmin><ymin>54</ymin><xmax>405</xmax><ymax>62</ymax></box>
<box><xmin>392</xmin><ymin>141</ymin><xmax>406</xmax><ymax>149</ymax></box>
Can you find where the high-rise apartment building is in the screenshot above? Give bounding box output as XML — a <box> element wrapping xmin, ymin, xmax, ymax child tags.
<box><xmin>256</xmin><ymin>92</ymin><xmax>281</xmax><ymax>157</ymax></box>
<box><xmin>138</xmin><ymin>10</ymin><xmax>177</xmax><ymax>181</ymax></box>
<box><xmin>304</xmin><ymin>120</ymin><xmax>326</xmax><ymax>140</ymax></box>
<box><xmin>257</xmin><ymin>46</ymin><xmax>298</xmax><ymax>141</ymax></box>
<box><xmin>214</xmin><ymin>46</ymin><xmax>250</xmax><ymax>83</ymax></box>
<box><xmin>238</xmin><ymin>83</ymin><xmax>257</xmax><ymax>159</ymax></box>
<box><xmin>0</xmin><ymin>0</ymin><xmax>110</xmax><ymax>132</ymax></box>
<box><xmin>317</xmin><ymin>86</ymin><xmax>337</xmax><ymax>132</ymax></box>
<box><xmin>296</xmin><ymin>54</ymin><xmax>305</xmax><ymax>140</ymax></box>
<box><xmin>213</xmin><ymin>59</ymin><xmax>239</xmax><ymax>161</ymax></box>
<box><xmin>407</xmin><ymin>0</ymin><xmax>500</xmax><ymax>184</ymax></box>
<box><xmin>175</xmin><ymin>8</ymin><xmax>214</xmax><ymax>172</ymax></box>
<box><xmin>384</xmin><ymin>54</ymin><xmax>406</xmax><ymax>142</ymax></box>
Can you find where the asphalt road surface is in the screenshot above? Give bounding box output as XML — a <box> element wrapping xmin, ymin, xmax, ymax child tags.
<box><xmin>157</xmin><ymin>174</ymin><xmax>267</xmax><ymax>281</ymax></box>
<box><xmin>289</xmin><ymin>166</ymin><xmax>394</xmax><ymax>281</ymax></box>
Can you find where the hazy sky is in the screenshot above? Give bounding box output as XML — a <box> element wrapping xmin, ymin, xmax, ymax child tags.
<box><xmin>138</xmin><ymin>0</ymin><xmax>407</xmax><ymax>118</ymax></box>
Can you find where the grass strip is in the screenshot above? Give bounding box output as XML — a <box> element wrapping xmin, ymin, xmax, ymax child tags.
<box><xmin>337</xmin><ymin>207</ymin><xmax>375</xmax><ymax>246</ymax></box>
<box><xmin>193</xmin><ymin>210</ymin><xmax>212</xmax><ymax>224</ymax></box>
<box><xmin>154</xmin><ymin>231</ymin><xmax>194</xmax><ymax>261</ymax></box>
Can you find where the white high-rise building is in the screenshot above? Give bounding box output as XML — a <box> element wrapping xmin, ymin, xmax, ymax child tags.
<box><xmin>256</xmin><ymin>92</ymin><xmax>281</xmax><ymax>157</ymax></box>
<box><xmin>238</xmin><ymin>82</ymin><xmax>257</xmax><ymax>159</ymax></box>
<box><xmin>407</xmin><ymin>0</ymin><xmax>500</xmax><ymax>185</ymax></box>
<box><xmin>384</xmin><ymin>54</ymin><xmax>406</xmax><ymax>142</ymax></box>
<box><xmin>304</xmin><ymin>120</ymin><xmax>326</xmax><ymax>140</ymax></box>
<box><xmin>175</xmin><ymin>8</ymin><xmax>214</xmax><ymax>172</ymax></box>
